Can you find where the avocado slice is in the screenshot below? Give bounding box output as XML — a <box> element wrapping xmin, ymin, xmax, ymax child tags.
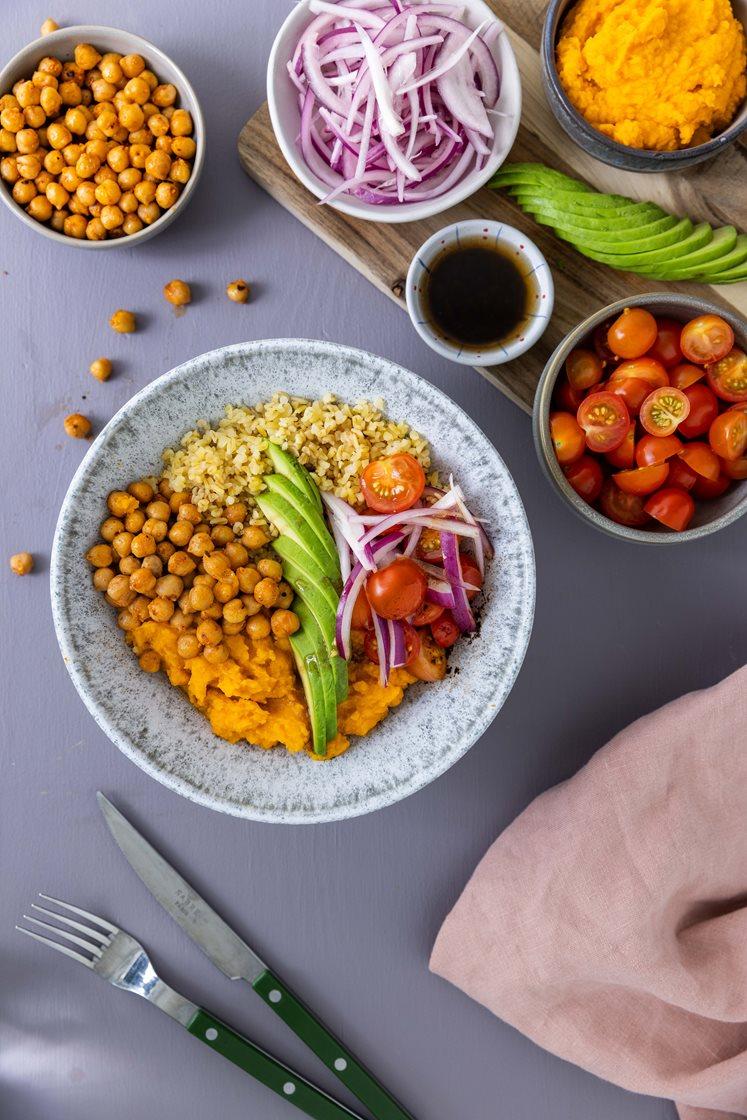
<box><xmin>288</xmin><ymin>626</ymin><xmax>329</xmax><ymax>756</ymax></box>
<box><xmin>506</xmin><ymin>188</ymin><xmax>656</xmax><ymax>213</ymax></box>
<box><xmin>271</xmin><ymin>535</ymin><xmax>331</xmax><ymax>586</ymax></box>
<box><xmin>256</xmin><ymin>492</ymin><xmax>339</xmax><ymax>584</ymax></box>
<box><xmin>292</xmin><ymin>600</ymin><xmax>339</xmax><ymax>750</ymax></box>
<box><xmin>580</xmin><ymin>222</ymin><xmax>714</xmax><ymax>269</ymax></box>
<box><xmin>266</xmin><ymin>441</ymin><xmax>323</xmax><ymax>514</ymax></box>
<box><xmin>264</xmin><ymin>474</ymin><xmax>339</xmax><ymax>573</ymax></box>
<box><xmin>491</xmin><ymin>163</ymin><xmax>591</xmax><ymax>192</ymax></box>
<box><xmin>655</xmin><ymin>234</ymin><xmax>747</xmax><ymax>280</ymax></box>
<box><xmin>280</xmin><ymin>558</ymin><xmax>339</xmax><ymax>622</ymax></box>
<box><xmin>560</xmin><ymin>217</ymin><xmax>694</xmax><ymax>254</ymax></box>
<box><xmin>531</xmin><ymin>209</ymin><xmax>674</xmax><ymax>235</ymax></box>
<box><xmin>631</xmin><ymin>227</ymin><xmax>739</xmax><ymax>277</ymax></box>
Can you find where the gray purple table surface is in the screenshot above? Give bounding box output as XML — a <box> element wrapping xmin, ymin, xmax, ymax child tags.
<box><xmin>1</xmin><ymin>4</ymin><xmax>745</xmax><ymax>1119</ymax></box>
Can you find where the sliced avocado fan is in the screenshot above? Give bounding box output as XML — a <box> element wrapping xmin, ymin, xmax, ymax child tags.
<box><xmin>490</xmin><ymin>163</ymin><xmax>747</xmax><ymax>285</ymax></box>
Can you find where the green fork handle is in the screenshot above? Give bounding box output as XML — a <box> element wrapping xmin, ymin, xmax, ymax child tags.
<box><xmin>253</xmin><ymin>968</ymin><xmax>416</xmax><ymax>1120</ymax></box>
<box><xmin>188</xmin><ymin>1008</ymin><xmax>364</xmax><ymax>1120</ymax></box>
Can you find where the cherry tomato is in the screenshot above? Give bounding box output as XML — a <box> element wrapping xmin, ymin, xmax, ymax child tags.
<box><xmin>415</xmin><ymin>528</ymin><xmax>441</xmax><ymax>563</ymax></box>
<box><xmin>407</xmin><ymin>632</ymin><xmax>447</xmax><ymax>681</ymax></box>
<box><xmin>693</xmin><ymin>472</ymin><xmax>731</xmax><ymax>498</ymax></box>
<box><xmin>648</xmin><ymin>318</ymin><xmax>683</xmax><ymax>369</ymax></box>
<box><xmin>364</xmin><ymin>621</ymin><xmax>420</xmax><ymax>667</ymax></box>
<box><xmin>606</xmin><ymin>423</ymin><xmax>636</xmax><ymax>468</ymax></box>
<box><xmin>614</xmin><ymin>462</ymin><xmax>670</xmax><ymax>495</ymax></box>
<box><xmin>360</xmin><ymin>453</ymin><xmax>425</xmax><ymax>514</ymax></box>
<box><xmin>635</xmin><ymin>433</ymin><xmax>682</xmax><ymax>467</ymax></box>
<box><xmin>576</xmin><ymin>392</ymin><xmax>630</xmax><ymax>453</ymax></box>
<box><xmin>431</xmin><ymin>611</ymin><xmax>460</xmax><ymax>649</ymax></box>
<box><xmin>669</xmin><ymin>362</ymin><xmax>705</xmax><ymax>390</ymax></box>
<box><xmin>678</xmin><ymin>383</ymin><xmax>719</xmax><ymax>439</ymax></box>
<box><xmin>667</xmin><ymin>456</ymin><xmax>698</xmax><ymax>491</ymax></box>
<box><xmin>607</xmin><ymin>377</ymin><xmax>651</xmax><ymax>416</ymax></box>
<box><xmin>644</xmin><ymin>487</ymin><xmax>695</xmax><ymax>532</ymax></box>
<box><xmin>728</xmin><ymin>401</ymin><xmax>747</xmax><ymax>416</ymax></box>
<box><xmin>678</xmin><ymin>442</ymin><xmax>721</xmax><ymax>482</ymax></box>
<box><xmin>550</xmin><ymin>411</ymin><xmax>586</xmax><ymax>465</ymax></box>
<box><xmin>459</xmin><ymin>555</ymin><xmax>483</xmax><ymax>601</ymax></box>
<box><xmin>365</xmin><ymin>557</ymin><xmax>427</xmax><ymax>620</ymax></box>
<box><xmin>721</xmin><ymin>456</ymin><xmax>747</xmax><ymax>480</ymax></box>
<box><xmin>554</xmin><ymin>379</ymin><xmax>586</xmax><ymax>413</ymax></box>
<box><xmin>680</xmin><ymin>315</ymin><xmax>734</xmax><ymax>365</ymax></box>
<box><xmin>593</xmin><ymin>319</ymin><xmax>617</xmax><ymax>363</ymax></box>
<box><xmin>607</xmin><ymin>307</ymin><xmax>658</xmax><ymax>359</ymax></box>
<box><xmin>565</xmin><ymin>348</ymin><xmax>603</xmax><ymax>391</ymax></box>
<box><xmin>639</xmin><ymin>387</ymin><xmax>691</xmax><ymax>437</ymax></box>
<box><xmin>708</xmin><ymin>410</ymin><xmax>747</xmax><ymax>461</ymax></box>
<box><xmin>706</xmin><ymin>348</ymin><xmax>747</xmax><ymax>403</ymax></box>
<box><xmin>563</xmin><ymin>455</ymin><xmax>604</xmax><ymax>503</ymax></box>
<box><xmin>351</xmin><ymin>588</ymin><xmax>373</xmax><ymax>630</ymax></box>
<box><xmin>411</xmin><ymin>602</ymin><xmax>444</xmax><ymax>627</ymax></box>
<box><xmin>608</xmin><ymin>358</ymin><xmax>669</xmax><ymax>390</ymax></box>
<box><xmin>599</xmin><ymin>478</ymin><xmax>649</xmax><ymax>527</ymax></box>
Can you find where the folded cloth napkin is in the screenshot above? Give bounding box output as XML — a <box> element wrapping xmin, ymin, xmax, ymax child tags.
<box><xmin>431</xmin><ymin>665</ymin><xmax>747</xmax><ymax>1120</ymax></box>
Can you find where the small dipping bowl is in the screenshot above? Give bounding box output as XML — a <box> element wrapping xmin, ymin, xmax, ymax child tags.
<box><xmin>406</xmin><ymin>220</ymin><xmax>554</xmax><ymax>365</ymax></box>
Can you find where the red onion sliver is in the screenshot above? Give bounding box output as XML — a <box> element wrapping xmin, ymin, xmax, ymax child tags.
<box><xmin>441</xmin><ymin>531</ymin><xmax>475</xmax><ymax>632</ymax></box>
<box><xmin>371</xmin><ymin>609</ymin><xmax>390</xmax><ymax>685</ymax></box>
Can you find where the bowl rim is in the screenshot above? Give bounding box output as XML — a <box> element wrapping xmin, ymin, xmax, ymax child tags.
<box><xmin>533</xmin><ymin>292</ymin><xmax>747</xmax><ymax>545</ymax></box>
<box><xmin>266</xmin><ymin>0</ymin><xmax>522</xmax><ymax>224</ymax></box>
<box><xmin>50</xmin><ymin>337</ymin><xmax>536</xmax><ymax>822</ymax></box>
<box><xmin>405</xmin><ymin>219</ymin><xmax>554</xmax><ymax>364</ymax></box>
<box><xmin>540</xmin><ymin>0</ymin><xmax>747</xmax><ymax>165</ymax></box>
<box><xmin>0</xmin><ymin>24</ymin><xmax>205</xmax><ymax>249</ymax></box>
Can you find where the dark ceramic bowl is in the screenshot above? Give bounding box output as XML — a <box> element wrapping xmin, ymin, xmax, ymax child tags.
<box><xmin>541</xmin><ymin>0</ymin><xmax>747</xmax><ymax>172</ymax></box>
<box><xmin>533</xmin><ymin>293</ymin><xmax>747</xmax><ymax>544</ymax></box>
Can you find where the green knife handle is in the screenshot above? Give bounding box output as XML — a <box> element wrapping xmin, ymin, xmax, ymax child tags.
<box><xmin>253</xmin><ymin>969</ymin><xmax>415</xmax><ymax>1120</ymax></box>
<box><xmin>188</xmin><ymin>1008</ymin><xmax>363</xmax><ymax>1120</ymax></box>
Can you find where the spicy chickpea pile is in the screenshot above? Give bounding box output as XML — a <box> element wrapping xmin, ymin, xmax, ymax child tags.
<box><xmin>0</xmin><ymin>44</ymin><xmax>195</xmax><ymax>241</ymax></box>
<box><xmin>86</xmin><ymin>478</ymin><xmax>300</xmax><ymax>675</ymax></box>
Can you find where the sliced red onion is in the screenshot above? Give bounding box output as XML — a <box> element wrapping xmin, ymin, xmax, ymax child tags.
<box><xmin>425</xmin><ymin>577</ymin><xmax>455</xmax><ymax>607</ymax></box>
<box><xmin>441</xmin><ymin>530</ymin><xmax>475</xmax><ymax>632</ymax></box>
<box><xmin>358</xmin><ymin>509</ymin><xmax>479</xmax><ymax>546</ymax></box>
<box><xmin>397</xmin><ymin>18</ymin><xmax>490</xmax><ymax>93</ymax></box>
<box><xmin>356</xmin><ymin>23</ymin><xmax>405</xmax><ymax>136</ymax></box>
<box><xmin>310</xmin><ymin>0</ymin><xmax>387</xmax><ymax>28</ymax></box>
<box><xmin>335</xmin><ymin>531</ymin><xmax>405</xmax><ymax>659</ymax></box>
<box><xmin>388</xmin><ymin>618</ymin><xmax>408</xmax><ymax>668</ymax></box>
<box><xmin>322</xmin><ymin>491</ymin><xmax>377</xmax><ymax>569</ymax></box>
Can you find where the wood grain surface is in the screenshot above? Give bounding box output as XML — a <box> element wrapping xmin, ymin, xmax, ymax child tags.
<box><xmin>238</xmin><ymin>2</ymin><xmax>747</xmax><ymax>414</ymax></box>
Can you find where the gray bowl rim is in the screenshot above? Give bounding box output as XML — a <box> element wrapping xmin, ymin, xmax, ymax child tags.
<box><xmin>0</xmin><ymin>24</ymin><xmax>205</xmax><ymax>249</ymax></box>
<box><xmin>541</xmin><ymin>0</ymin><xmax>747</xmax><ymax>168</ymax></box>
<box><xmin>533</xmin><ymin>292</ymin><xmax>747</xmax><ymax>545</ymax></box>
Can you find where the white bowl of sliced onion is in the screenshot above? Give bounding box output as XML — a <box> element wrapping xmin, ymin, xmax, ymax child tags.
<box><xmin>267</xmin><ymin>0</ymin><xmax>522</xmax><ymax>223</ymax></box>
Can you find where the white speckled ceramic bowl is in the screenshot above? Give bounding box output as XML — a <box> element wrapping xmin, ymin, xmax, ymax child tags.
<box><xmin>51</xmin><ymin>340</ymin><xmax>535</xmax><ymax>824</ymax></box>
<box><xmin>406</xmin><ymin>220</ymin><xmax>554</xmax><ymax>364</ymax></box>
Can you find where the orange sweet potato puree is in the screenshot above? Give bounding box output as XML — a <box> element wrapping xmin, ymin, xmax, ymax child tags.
<box><xmin>129</xmin><ymin>621</ymin><xmax>414</xmax><ymax>759</ymax></box>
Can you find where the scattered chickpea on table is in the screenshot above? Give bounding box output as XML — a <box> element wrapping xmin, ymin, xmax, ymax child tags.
<box><xmin>89</xmin><ymin>356</ymin><xmax>112</xmax><ymax>381</ymax></box>
<box><xmin>226</xmin><ymin>280</ymin><xmax>250</xmax><ymax>304</ymax></box>
<box><xmin>109</xmin><ymin>309</ymin><xmax>136</xmax><ymax>333</ymax></box>
<box><xmin>64</xmin><ymin>412</ymin><xmax>91</xmax><ymax>438</ymax></box>
<box><xmin>163</xmin><ymin>279</ymin><xmax>191</xmax><ymax>307</ymax></box>
<box><xmin>9</xmin><ymin>552</ymin><xmax>34</xmax><ymax>575</ymax></box>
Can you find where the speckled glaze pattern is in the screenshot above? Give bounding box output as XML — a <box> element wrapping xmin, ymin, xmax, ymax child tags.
<box><xmin>51</xmin><ymin>340</ymin><xmax>535</xmax><ymax>824</ymax></box>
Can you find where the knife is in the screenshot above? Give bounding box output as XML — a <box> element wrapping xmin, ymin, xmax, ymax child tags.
<box><xmin>97</xmin><ymin>793</ymin><xmax>416</xmax><ymax>1120</ymax></box>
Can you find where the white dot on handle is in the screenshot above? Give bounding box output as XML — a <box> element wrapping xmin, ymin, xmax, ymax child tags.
<box><xmin>268</xmin><ymin>989</ymin><xmax>282</xmax><ymax>1004</ymax></box>
<box><xmin>283</xmin><ymin>1082</ymin><xmax>296</xmax><ymax>1096</ymax></box>
<box><xmin>205</xmin><ymin>1028</ymin><xmax>218</xmax><ymax>1041</ymax></box>
<box><xmin>334</xmin><ymin>1058</ymin><xmax>348</xmax><ymax>1071</ymax></box>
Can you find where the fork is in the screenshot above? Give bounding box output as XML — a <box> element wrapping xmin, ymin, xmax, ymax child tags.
<box><xmin>17</xmin><ymin>895</ymin><xmax>364</xmax><ymax>1120</ymax></box>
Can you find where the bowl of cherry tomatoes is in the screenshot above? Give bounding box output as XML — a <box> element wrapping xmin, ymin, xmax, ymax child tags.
<box><xmin>534</xmin><ymin>293</ymin><xmax>747</xmax><ymax>543</ymax></box>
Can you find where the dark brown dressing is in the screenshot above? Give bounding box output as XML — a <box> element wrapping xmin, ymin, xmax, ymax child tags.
<box><xmin>423</xmin><ymin>239</ymin><xmax>534</xmax><ymax>350</ymax></box>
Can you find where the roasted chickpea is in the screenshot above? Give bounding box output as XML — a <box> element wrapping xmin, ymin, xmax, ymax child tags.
<box><xmin>108</xmin><ymin>489</ymin><xmax>139</xmax><ymax>517</ymax></box>
<box><xmin>40</xmin><ymin>86</ymin><xmax>62</xmax><ymax>117</ymax></box>
<box><xmin>100</xmin><ymin>517</ymin><xmax>123</xmax><ymax>542</ymax></box>
<box><xmin>38</xmin><ymin>56</ymin><xmax>62</xmax><ymax>77</ymax></box>
<box><xmin>59</xmin><ymin>80</ymin><xmax>83</xmax><ymax>107</ymax></box>
<box><xmin>169</xmin><ymin>108</ymin><xmax>192</xmax><ymax>136</ymax></box>
<box><xmin>271</xmin><ymin>609</ymin><xmax>300</xmax><ymax>638</ymax></box>
<box><xmin>100</xmin><ymin>203</ymin><xmax>123</xmax><ymax>229</ymax></box>
<box><xmin>15</xmin><ymin>128</ymin><xmax>39</xmax><ymax>154</ymax></box>
<box><xmin>118</xmin><ymin>165</ymin><xmax>140</xmax><ymax>189</ymax></box>
<box><xmin>16</xmin><ymin>82</ymin><xmax>41</xmax><ymax>109</ymax></box>
<box><xmin>64</xmin><ymin>412</ymin><xmax>91</xmax><ymax>438</ymax></box>
<box><xmin>116</xmin><ymin>608</ymin><xmax>137</xmax><ymax>632</ymax></box>
<box><xmin>138</xmin><ymin>650</ymin><xmax>161</xmax><ymax>672</ymax></box>
<box><xmin>24</xmin><ymin>106</ymin><xmax>46</xmax><ymax>130</ymax></box>
<box><xmin>122</xmin><ymin>213</ymin><xmax>143</xmax><ymax>235</ymax></box>
<box><xmin>88</xmin><ymin>356</ymin><xmax>112</xmax><ymax>382</ymax></box>
<box><xmin>203</xmin><ymin>643</ymin><xmax>229</xmax><ymax>665</ymax></box>
<box><xmin>109</xmin><ymin>308</ymin><xmax>136</xmax><ymax>333</ymax></box>
<box><xmin>196</xmin><ymin>619</ymin><xmax>222</xmax><ymax>647</ymax></box>
<box><xmin>123</xmin><ymin>76</ymin><xmax>150</xmax><ymax>104</ymax></box>
<box><xmin>85</xmin><ymin>216</ymin><xmax>106</xmax><ymax>240</ymax></box>
<box><xmin>143</xmin><ymin>149</ymin><xmax>170</xmax><ymax>180</ymax></box>
<box><xmin>186</xmin><ymin>532</ymin><xmax>214</xmax><ymax>558</ymax></box>
<box><xmin>257</xmin><ymin>557</ymin><xmax>283</xmax><ymax>582</ymax></box>
<box><xmin>246</xmin><ymin>614</ymin><xmax>271</xmax><ymax>640</ymax></box>
<box><xmin>227</xmin><ymin>280</ymin><xmax>250</xmax><ymax>304</ymax></box>
<box><xmin>64</xmin><ymin>106</ymin><xmax>88</xmax><ymax>135</ymax></box>
<box><xmin>47</xmin><ymin>121</ymin><xmax>71</xmax><ymax>149</ymax></box>
<box><xmin>118</xmin><ymin>554</ymin><xmax>140</xmax><ymax>576</ymax></box>
<box><xmin>241</xmin><ymin>526</ymin><xmax>268</xmax><ymax>550</ymax></box>
<box><xmin>0</xmin><ymin>155</ymin><xmax>19</xmax><ymax>182</ymax></box>
<box><xmin>111</xmin><ymin>531</ymin><xmax>134</xmax><ymax>558</ymax></box>
<box><xmin>222</xmin><ymin>598</ymin><xmax>247</xmax><ymax>625</ymax></box>
<box><xmin>120</xmin><ymin>53</ymin><xmax>145</xmax><ymax>79</ymax></box>
<box><xmin>176</xmin><ymin>632</ymin><xmax>200</xmax><ymax>659</ymax></box>
<box><xmin>129</xmin><ymin>564</ymin><xmax>157</xmax><ymax>593</ymax></box>
<box><xmin>242</xmin><ymin>595</ymin><xmax>262</xmax><ymax>617</ymax></box>
<box><xmin>100</xmin><ymin>58</ymin><xmax>123</xmax><ymax>84</ymax></box>
<box><xmin>167</xmin><ymin>520</ymin><xmax>192</xmax><ymax>548</ymax></box>
<box><xmin>93</xmin><ymin>566</ymin><xmax>115</xmax><ymax>591</ymax></box>
<box><xmin>211</xmin><ymin>525</ymin><xmax>234</xmax><ymax>547</ymax></box>
<box><xmin>236</xmin><ymin>566</ymin><xmax>261</xmax><ymax>594</ymax></box>
<box><xmin>49</xmin><ymin>208</ymin><xmax>67</xmax><ymax>233</ymax></box>
<box><xmin>254</xmin><ymin>577</ymin><xmax>279</xmax><ymax>608</ymax></box>
<box><xmin>141</xmin><ymin>554</ymin><xmax>163</xmax><ymax>578</ymax></box>
<box><xmin>91</xmin><ymin>80</ymin><xmax>118</xmax><ymax>105</ymax></box>
<box><xmin>141</xmin><ymin>517</ymin><xmax>167</xmax><ymax>542</ymax></box>
<box><xmin>176</xmin><ymin>502</ymin><xmax>200</xmax><ymax>525</ymax></box>
<box><xmin>16</xmin><ymin>152</ymin><xmax>42</xmax><ymax>179</ymax></box>
<box><xmin>168</xmin><ymin>609</ymin><xmax>190</xmax><ymax>633</ymax></box>
<box><xmin>27</xmin><ymin>194</ymin><xmax>53</xmax><ymax>221</ymax></box>
<box><xmin>275</xmin><ymin>581</ymin><xmax>294</xmax><ymax>609</ymax></box>
<box><xmin>163</xmin><ymin>278</ymin><xmax>191</xmax><ymax>307</ymax></box>
<box><xmin>224</xmin><ymin>541</ymin><xmax>249</xmax><ymax>569</ymax></box>
<box><xmin>130</xmin><ymin>532</ymin><xmax>156</xmax><ymax>559</ymax></box>
<box><xmin>168</xmin><ymin>550</ymin><xmax>196</xmax><ymax>577</ymax></box>
<box><xmin>74</xmin><ymin>44</ymin><xmax>101</xmax><ymax>71</ymax></box>
<box><xmin>40</xmin><ymin>18</ymin><xmax>60</xmax><ymax>34</ymax></box>
<box><xmin>155</xmin><ymin>574</ymin><xmax>183</xmax><ymax>600</ymax></box>
<box><xmin>148</xmin><ymin>596</ymin><xmax>174</xmax><ymax>623</ymax></box>
<box><xmin>58</xmin><ymin>166</ymin><xmax>81</xmax><ymax>192</ymax></box>
<box><xmin>158</xmin><ymin>478</ymin><xmax>174</xmax><ymax>499</ymax></box>
<box><xmin>12</xmin><ymin>180</ymin><xmax>37</xmax><ymax>205</ymax></box>
<box><xmin>124</xmin><ymin>509</ymin><xmax>145</xmax><ymax>534</ymax></box>
<box><xmin>213</xmin><ymin>574</ymin><xmax>239</xmax><ymax>604</ymax></box>
<box><xmin>0</xmin><ymin>130</ymin><xmax>17</xmax><ymax>153</ymax></box>
<box><xmin>9</xmin><ymin>551</ymin><xmax>34</xmax><ymax>575</ymax></box>
<box><xmin>86</xmin><ymin>542</ymin><xmax>114</xmax><ymax>568</ymax></box>
<box><xmin>188</xmin><ymin>584</ymin><xmax>213</xmax><ymax>612</ymax></box>
<box><xmin>202</xmin><ymin>551</ymin><xmax>231</xmax><ymax>579</ymax></box>
<box><xmin>169</xmin><ymin>157</ymin><xmax>190</xmax><ymax>184</ymax></box>
<box><xmin>107</xmin><ymin>574</ymin><xmax>136</xmax><ymax>607</ymax></box>
<box><xmin>171</xmin><ymin>136</ymin><xmax>196</xmax><ymax>160</ymax></box>
<box><xmin>95</xmin><ymin>178</ymin><xmax>121</xmax><ymax>209</ymax></box>
<box><xmin>75</xmin><ymin>150</ymin><xmax>99</xmax><ymax>178</ymax></box>
<box><xmin>46</xmin><ymin>181</ymin><xmax>69</xmax><ymax>209</ymax></box>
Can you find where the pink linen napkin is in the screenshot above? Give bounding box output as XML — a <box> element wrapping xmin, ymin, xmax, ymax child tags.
<box><xmin>431</xmin><ymin>665</ymin><xmax>747</xmax><ymax>1120</ymax></box>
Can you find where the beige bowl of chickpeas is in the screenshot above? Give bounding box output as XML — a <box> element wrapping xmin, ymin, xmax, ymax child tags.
<box><xmin>0</xmin><ymin>25</ymin><xmax>204</xmax><ymax>246</ymax></box>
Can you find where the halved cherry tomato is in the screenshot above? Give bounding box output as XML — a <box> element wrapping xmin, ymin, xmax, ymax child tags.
<box><xmin>415</xmin><ymin>528</ymin><xmax>441</xmax><ymax>563</ymax></box>
<box><xmin>411</xmin><ymin>602</ymin><xmax>444</xmax><ymax>627</ymax></box>
<box><xmin>639</xmin><ymin>387</ymin><xmax>691</xmax><ymax>436</ymax></box>
<box><xmin>607</xmin><ymin>377</ymin><xmax>651</xmax><ymax>416</ymax></box>
<box><xmin>728</xmin><ymin>401</ymin><xmax>747</xmax><ymax>415</ymax></box>
<box><xmin>554</xmin><ymin>379</ymin><xmax>585</xmax><ymax>413</ymax></box>
<box><xmin>593</xmin><ymin>319</ymin><xmax>616</xmax><ymax>363</ymax></box>
<box><xmin>693</xmin><ymin>472</ymin><xmax>731</xmax><ymax>498</ymax></box>
<box><xmin>351</xmin><ymin>588</ymin><xmax>373</xmax><ymax>630</ymax></box>
<box><xmin>431</xmin><ymin>611</ymin><xmax>460</xmax><ymax>649</ymax></box>
<box><xmin>360</xmin><ymin>453</ymin><xmax>425</xmax><ymax>514</ymax></box>
<box><xmin>550</xmin><ymin>411</ymin><xmax>585</xmax><ymax>465</ymax></box>
<box><xmin>644</xmin><ymin>487</ymin><xmax>695</xmax><ymax>532</ymax></box>
<box><xmin>565</xmin><ymin>348</ymin><xmax>603</xmax><ymax>391</ymax></box>
<box><xmin>576</xmin><ymin>392</ymin><xmax>630</xmax><ymax>453</ymax></box>
<box><xmin>708</xmin><ymin>410</ymin><xmax>747</xmax><ymax>461</ymax></box>
<box><xmin>669</xmin><ymin>362</ymin><xmax>705</xmax><ymax>390</ymax></box>
<box><xmin>606</xmin><ymin>422</ymin><xmax>636</xmax><ymax>468</ymax></box>
<box><xmin>366</xmin><ymin>557</ymin><xmax>427</xmax><ymax>620</ymax></box>
<box><xmin>680</xmin><ymin>315</ymin><xmax>734</xmax><ymax>365</ymax></box>
<box><xmin>721</xmin><ymin>456</ymin><xmax>747</xmax><ymax>480</ymax></box>
<box><xmin>635</xmin><ymin>433</ymin><xmax>682</xmax><ymax>467</ymax></box>
<box><xmin>608</xmin><ymin>357</ymin><xmax>669</xmax><ymax>390</ymax></box>
<box><xmin>607</xmin><ymin>307</ymin><xmax>658</xmax><ymax>359</ymax></box>
<box><xmin>407</xmin><ymin>632</ymin><xmax>447</xmax><ymax>681</ymax></box>
<box><xmin>678</xmin><ymin>442</ymin><xmax>721</xmax><ymax>482</ymax></box>
<box><xmin>648</xmin><ymin>318</ymin><xmax>683</xmax><ymax>368</ymax></box>
<box><xmin>706</xmin><ymin>348</ymin><xmax>747</xmax><ymax>403</ymax></box>
<box><xmin>667</xmin><ymin>456</ymin><xmax>698</xmax><ymax>491</ymax></box>
<box><xmin>459</xmin><ymin>555</ymin><xmax>483</xmax><ymax>601</ymax></box>
<box><xmin>599</xmin><ymin>478</ymin><xmax>649</xmax><ymax>527</ymax></box>
<box><xmin>614</xmin><ymin>462</ymin><xmax>669</xmax><ymax>495</ymax></box>
<box><xmin>364</xmin><ymin>621</ymin><xmax>420</xmax><ymax>667</ymax></box>
<box><xmin>563</xmin><ymin>455</ymin><xmax>604</xmax><ymax>502</ymax></box>
<box><xmin>678</xmin><ymin>383</ymin><xmax>719</xmax><ymax>438</ymax></box>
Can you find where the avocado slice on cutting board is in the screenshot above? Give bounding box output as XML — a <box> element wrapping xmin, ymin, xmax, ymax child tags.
<box><xmin>560</xmin><ymin>217</ymin><xmax>694</xmax><ymax>254</ymax></box>
<box><xmin>256</xmin><ymin>491</ymin><xmax>339</xmax><ymax>584</ymax></box>
<box><xmin>630</xmin><ymin>227</ymin><xmax>739</xmax><ymax>277</ymax></box>
<box><xmin>649</xmin><ymin>233</ymin><xmax>747</xmax><ymax>280</ymax></box>
<box><xmin>266</xmin><ymin>441</ymin><xmax>323</xmax><ymax>514</ymax></box>
<box><xmin>264</xmin><ymin>474</ymin><xmax>339</xmax><ymax>574</ymax></box>
<box><xmin>507</xmin><ymin>188</ymin><xmax>655</xmax><ymax>213</ymax></box>
<box><xmin>491</xmin><ymin>163</ymin><xmax>591</xmax><ymax>191</ymax></box>
<box><xmin>580</xmin><ymin>222</ymin><xmax>715</xmax><ymax>268</ymax></box>
<box><xmin>530</xmin><ymin>208</ymin><xmax>675</xmax><ymax>235</ymax></box>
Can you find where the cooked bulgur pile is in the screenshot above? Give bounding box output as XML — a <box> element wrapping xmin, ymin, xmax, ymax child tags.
<box><xmin>163</xmin><ymin>392</ymin><xmax>436</xmax><ymax>531</ymax></box>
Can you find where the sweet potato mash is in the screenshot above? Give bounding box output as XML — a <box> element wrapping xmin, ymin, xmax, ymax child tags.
<box><xmin>129</xmin><ymin>621</ymin><xmax>414</xmax><ymax>759</ymax></box>
<box><xmin>556</xmin><ymin>0</ymin><xmax>747</xmax><ymax>151</ymax></box>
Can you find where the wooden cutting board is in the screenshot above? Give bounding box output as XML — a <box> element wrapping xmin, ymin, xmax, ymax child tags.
<box><xmin>238</xmin><ymin>0</ymin><xmax>747</xmax><ymax>413</ymax></box>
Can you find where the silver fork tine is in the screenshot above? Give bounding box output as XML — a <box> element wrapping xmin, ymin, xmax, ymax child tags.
<box><xmin>30</xmin><ymin>903</ymin><xmax>110</xmax><ymax>945</ymax></box>
<box><xmin>38</xmin><ymin>893</ymin><xmax>118</xmax><ymax>934</ymax></box>
<box><xmin>15</xmin><ymin>925</ymin><xmax>95</xmax><ymax>968</ymax></box>
<box><xmin>21</xmin><ymin>914</ymin><xmax>104</xmax><ymax>957</ymax></box>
